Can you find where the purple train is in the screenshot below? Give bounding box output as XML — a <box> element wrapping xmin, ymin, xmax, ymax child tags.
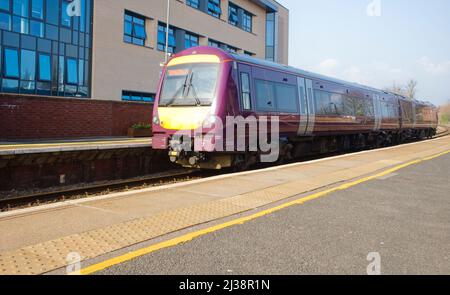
<box><xmin>152</xmin><ymin>46</ymin><xmax>439</xmax><ymax>169</ymax></box>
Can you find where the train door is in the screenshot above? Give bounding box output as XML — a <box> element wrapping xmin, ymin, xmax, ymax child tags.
<box><xmin>297</xmin><ymin>77</ymin><xmax>315</xmax><ymax>136</ymax></box>
<box><xmin>373</xmin><ymin>94</ymin><xmax>382</xmax><ymax>131</ymax></box>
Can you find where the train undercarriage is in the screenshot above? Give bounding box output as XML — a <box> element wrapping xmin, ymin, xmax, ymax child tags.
<box><xmin>168</xmin><ymin>128</ymin><xmax>437</xmax><ymax>170</ymax></box>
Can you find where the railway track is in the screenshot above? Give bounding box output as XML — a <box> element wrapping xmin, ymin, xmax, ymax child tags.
<box><xmin>0</xmin><ymin>169</ymin><xmax>209</xmax><ymax>212</ymax></box>
<box><xmin>1</xmin><ymin>126</ymin><xmax>449</xmax><ymax>212</ymax></box>
<box><xmin>435</xmin><ymin>125</ymin><xmax>450</xmax><ymax>138</ymax></box>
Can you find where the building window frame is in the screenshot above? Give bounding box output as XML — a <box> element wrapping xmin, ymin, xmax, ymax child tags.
<box><xmin>208</xmin><ymin>38</ymin><xmax>239</xmax><ymax>54</ymax></box>
<box><xmin>228</xmin><ymin>2</ymin><xmax>253</xmax><ymax>33</ymax></box>
<box><xmin>157</xmin><ymin>22</ymin><xmax>176</xmax><ymax>53</ymax></box>
<box><xmin>124</xmin><ymin>10</ymin><xmax>147</xmax><ymax>46</ymax></box>
<box><xmin>184</xmin><ymin>31</ymin><xmax>199</xmax><ymax>49</ymax></box>
<box><xmin>122</xmin><ymin>90</ymin><xmax>155</xmax><ymax>103</ymax></box>
<box><xmin>207</xmin><ymin>0</ymin><xmax>221</xmax><ymax>18</ymax></box>
<box><xmin>242</xmin><ymin>11</ymin><xmax>252</xmax><ymax>32</ymax></box>
<box><xmin>186</xmin><ymin>0</ymin><xmax>200</xmax><ymax>10</ymax></box>
<box><xmin>228</xmin><ymin>2</ymin><xmax>238</xmax><ymax>26</ymax></box>
<box><xmin>3</xmin><ymin>47</ymin><xmax>20</xmax><ymax>78</ymax></box>
<box><xmin>38</xmin><ymin>52</ymin><xmax>52</xmax><ymax>81</ymax></box>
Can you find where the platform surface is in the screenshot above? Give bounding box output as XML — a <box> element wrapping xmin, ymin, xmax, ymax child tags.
<box><xmin>0</xmin><ymin>136</ymin><xmax>449</xmax><ymax>275</ymax></box>
<box><xmin>0</xmin><ymin>137</ymin><xmax>152</xmax><ymax>155</ymax></box>
<box><xmin>98</xmin><ymin>153</ymin><xmax>450</xmax><ymax>275</ymax></box>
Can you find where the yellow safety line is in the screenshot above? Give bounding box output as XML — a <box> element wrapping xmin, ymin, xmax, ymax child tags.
<box><xmin>0</xmin><ymin>139</ymin><xmax>151</xmax><ymax>150</ymax></box>
<box><xmin>75</xmin><ymin>149</ymin><xmax>450</xmax><ymax>275</ymax></box>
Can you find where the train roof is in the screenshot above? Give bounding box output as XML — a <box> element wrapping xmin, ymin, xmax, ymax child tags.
<box><xmin>229</xmin><ymin>52</ymin><xmax>435</xmax><ymax>107</ymax></box>
<box><xmin>168</xmin><ymin>46</ymin><xmax>436</xmax><ymax>108</ymax></box>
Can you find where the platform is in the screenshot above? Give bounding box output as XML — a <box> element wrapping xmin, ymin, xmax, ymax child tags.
<box><xmin>0</xmin><ymin>137</ymin><xmax>152</xmax><ymax>156</ymax></box>
<box><xmin>0</xmin><ymin>136</ymin><xmax>449</xmax><ymax>275</ymax></box>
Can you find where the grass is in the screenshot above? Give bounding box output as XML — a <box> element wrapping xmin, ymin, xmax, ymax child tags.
<box><xmin>439</xmin><ymin>103</ymin><xmax>450</xmax><ymax>126</ymax></box>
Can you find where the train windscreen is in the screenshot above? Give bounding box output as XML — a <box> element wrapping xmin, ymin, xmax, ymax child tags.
<box><xmin>159</xmin><ymin>63</ymin><xmax>220</xmax><ymax>107</ymax></box>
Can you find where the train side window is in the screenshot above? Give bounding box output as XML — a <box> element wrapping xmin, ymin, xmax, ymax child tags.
<box><xmin>330</xmin><ymin>93</ymin><xmax>344</xmax><ymax>115</ymax></box>
<box><xmin>275</xmin><ymin>83</ymin><xmax>298</xmax><ymax>113</ymax></box>
<box><xmin>255</xmin><ymin>79</ymin><xmax>276</xmax><ymax>112</ymax></box>
<box><xmin>343</xmin><ymin>96</ymin><xmax>355</xmax><ymax>116</ymax></box>
<box><xmin>315</xmin><ymin>90</ymin><xmax>343</xmax><ymax>115</ymax></box>
<box><xmin>314</xmin><ymin>90</ymin><xmax>330</xmax><ymax>115</ymax></box>
<box><xmin>240</xmin><ymin>73</ymin><xmax>252</xmax><ymax>110</ymax></box>
<box><xmin>364</xmin><ymin>98</ymin><xmax>375</xmax><ymax>116</ymax></box>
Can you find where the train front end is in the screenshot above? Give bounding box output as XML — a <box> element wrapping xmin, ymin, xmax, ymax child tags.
<box><xmin>152</xmin><ymin>47</ymin><xmax>233</xmax><ymax>169</ymax></box>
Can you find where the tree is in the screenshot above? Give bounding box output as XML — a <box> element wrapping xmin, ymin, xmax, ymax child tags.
<box><xmin>384</xmin><ymin>80</ymin><xmax>419</xmax><ymax>100</ymax></box>
<box><xmin>405</xmin><ymin>79</ymin><xmax>418</xmax><ymax>100</ymax></box>
<box><xmin>384</xmin><ymin>82</ymin><xmax>405</xmax><ymax>96</ymax></box>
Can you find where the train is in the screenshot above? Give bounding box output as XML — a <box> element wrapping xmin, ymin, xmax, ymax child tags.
<box><xmin>152</xmin><ymin>46</ymin><xmax>439</xmax><ymax>170</ymax></box>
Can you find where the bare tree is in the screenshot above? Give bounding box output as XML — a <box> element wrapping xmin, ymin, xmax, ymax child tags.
<box><xmin>405</xmin><ymin>79</ymin><xmax>418</xmax><ymax>100</ymax></box>
<box><xmin>384</xmin><ymin>82</ymin><xmax>405</xmax><ymax>96</ymax></box>
<box><xmin>384</xmin><ymin>80</ymin><xmax>419</xmax><ymax>100</ymax></box>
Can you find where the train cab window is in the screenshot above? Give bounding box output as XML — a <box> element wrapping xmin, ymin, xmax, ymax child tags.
<box><xmin>275</xmin><ymin>83</ymin><xmax>298</xmax><ymax>113</ymax></box>
<box><xmin>255</xmin><ymin>79</ymin><xmax>276</xmax><ymax>112</ymax></box>
<box><xmin>240</xmin><ymin>73</ymin><xmax>252</xmax><ymax>110</ymax></box>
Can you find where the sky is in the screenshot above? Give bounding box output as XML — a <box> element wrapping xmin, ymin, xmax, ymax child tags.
<box><xmin>276</xmin><ymin>0</ymin><xmax>450</xmax><ymax>106</ymax></box>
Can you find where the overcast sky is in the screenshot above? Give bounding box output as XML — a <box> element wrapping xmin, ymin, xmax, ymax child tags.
<box><xmin>277</xmin><ymin>0</ymin><xmax>450</xmax><ymax>105</ymax></box>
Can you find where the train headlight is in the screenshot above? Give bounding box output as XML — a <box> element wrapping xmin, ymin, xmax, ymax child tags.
<box><xmin>203</xmin><ymin>115</ymin><xmax>217</xmax><ymax>127</ymax></box>
<box><xmin>152</xmin><ymin>116</ymin><xmax>160</xmax><ymax>125</ymax></box>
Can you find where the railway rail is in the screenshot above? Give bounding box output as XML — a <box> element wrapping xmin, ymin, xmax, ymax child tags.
<box><xmin>0</xmin><ymin>169</ymin><xmax>207</xmax><ymax>212</ymax></box>
<box><xmin>1</xmin><ymin>126</ymin><xmax>448</xmax><ymax>212</ymax></box>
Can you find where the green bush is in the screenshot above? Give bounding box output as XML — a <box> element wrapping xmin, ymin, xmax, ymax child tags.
<box><xmin>131</xmin><ymin>123</ymin><xmax>151</xmax><ymax>129</ymax></box>
<box><xmin>440</xmin><ymin>114</ymin><xmax>449</xmax><ymax>125</ymax></box>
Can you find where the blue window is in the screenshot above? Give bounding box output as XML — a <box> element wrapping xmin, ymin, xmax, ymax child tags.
<box><xmin>4</xmin><ymin>48</ymin><xmax>19</xmax><ymax>78</ymax></box>
<box><xmin>207</xmin><ymin>0</ymin><xmax>221</xmax><ymax>18</ymax></box>
<box><xmin>45</xmin><ymin>24</ymin><xmax>58</xmax><ymax>40</ymax></box>
<box><xmin>13</xmin><ymin>0</ymin><xmax>29</xmax><ymax>17</ymax></box>
<box><xmin>122</xmin><ymin>91</ymin><xmax>155</xmax><ymax>103</ymax></box>
<box><xmin>30</xmin><ymin>20</ymin><xmax>44</xmax><ymax>37</ymax></box>
<box><xmin>2</xmin><ymin>79</ymin><xmax>19</xmax><ymax>92</ymax></box>
<box><xmin>225</xmin><ymin>44</ymin><xmax>238</xmax><ymax>53</ymax></box>
<box><xmin>13</xmin><ymin>16</ymin><xmax>29</xmax><ymax>34</ymax></box>
<box><xmin>265</xmin><ymin>12</ymin><xmax>275</xmax><ymax>61</ymax></box>
<box><xmin>31</xmin><ymin>0</ymin><xmax>44</xmax><ymax>19</ymax></box>
<box><xmin>184</xmin><ymin>32</ymin><xmax>199</xmax><ymax>49</ymax></box>
<box><xmin>61</xmin><ymin>0</ymin><xmax>71</xmax><ymax>27</ymax></box>
<box><xmin>0</xmin><ymin>0</ymin><xmax>10</xmax><ymax>11</ymax></box>
<box><xmin>157</xmin><ymin>23</ymin><xmax>175</xmax><ymax>53</ymax></box>
<box><xmin>228</xmin><ymin>3</ymin><xmax>238</xmax><ymax>26</ymax></box>
<box><xmin>124</xmin><ymin>11</ymin><xmax>146</xmax><ymax>46</ymax></box>
<box><xmin>66</xmin><ymin>58</ymin><xmax>78</xmax><ymax>84</ymax></box>
<box><xmin>46</xmin><ymin>0</ymin><xmax>58</xmax><ymax>25</ymax></box>
<box><xmin>186</xmin><ymin>0</ymin><xmax>199</xmax><ymax>9</ymax></box>
<box><xmin>38</xmin><ymin>54</ymin><xmax>51</xmax><ymax>81</ymax></box>
<box><xmin>208</xmin><ymin>39</ymin><xmax>239</xmax><ymax>53</ymax></box>
<box><xmin>21</xmin><ymin>49</ymin><xmax>36</xmax><ymax>80</ymax></box>
<box><xmin>208</xmin><ymin>39</ymin><xmax>220</xmax><ymax>48</ymax></box>
<box><xmin>228</xmin><ymin>2</ymin><xmax>252</xmax><ymax>32</ymax></box>
<box><xmin>242</xmin><ymin>11</ymin><xmax>252</xmax><ymax>32</ymax></box>
<box><xmin>78</xmin><ymin>59</ymin><xmax>84</xmax><ymax>85</ymax></box>
<box><xmin>0</xmin><ymin>12</ymin><xmax>10</xmax><ymax>30</ymax></box>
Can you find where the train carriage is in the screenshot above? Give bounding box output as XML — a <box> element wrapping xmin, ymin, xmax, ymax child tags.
<box><xmin>152</xmin><ymin>46</ymin><xmax>438</xmax><ymax>169</ymax></box>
